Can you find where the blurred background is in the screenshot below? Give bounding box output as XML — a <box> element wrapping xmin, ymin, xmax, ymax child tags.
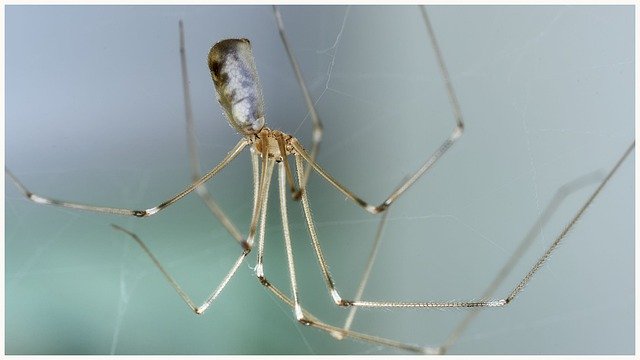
<box><xmin>5</xmin><ymin>5</ymin><xmax>634</xmax><ymax>355</ymax></box>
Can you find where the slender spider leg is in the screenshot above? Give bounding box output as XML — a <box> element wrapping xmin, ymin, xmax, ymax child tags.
<box><xmin>245</xmin><ymin>142</ymin><xmax>275</xmax><ymax>250</ymax></box>
<box><xmin>276</xmin><ymin>162</ymin><xmax>304</xmax><ymax>319</ymax></box>
<box><xmin>106</xmin><ymin>142</ymin><xmax>277</xmax><ymax>316</ymax></box>
<box><xmin>111</xmin><ymin>224</ymin><xmax>248</xmax><ymax>315</ymax></box>
<box><xmin>438</xmin><ymin>169</ymin><xmax>607</xmax><ymax>354</ymax></box>
<box><xmin>295</xmin><ymin>142</ymin><xmax>634</xmax><ymax>310</ymax></box>
<box><xmin>279</xmin><ymin>5</ymin><xmax>462</xmax><ymax>209</ymax></box>
<box><xmin>256</xmin><ymin>271</ymin><xmax>435</xmax><ymax>354</ymax></box>
<box><xmin>288</xmin><ymin>8</ymin><xmax>465</xmax><ymax>215</ymax></box>
<box><xmin>251</xmin><ymin>149</ymin><xmax>261</xmax><ymax>218</ymax></box>
<box><xmin>340</xmin><ymin>176</ymin><xmax>412</xmax><ymax>332</ymax></box>
<box><xmin>500</xmin><ymin>141</ymin><xmax>634</xmax><ymax>303</ymax></box>
<box><xmin>275</xmin><ymin>131</ymin><xmax>298</xmax><ymax>195</ymax></box>
<box><xmin>420</xmin><ymin>6</ymin><xmax>464</xmax><ymax>129</ymax></box>
<box><xmin>290</xmin><ymin>127</ymin><xmax>459</xmax><ymax>215</ymax></box>
<box><xmin>335</xmin><ymin>168</ymin><xmax>611</xmax><ymax>353</ymax></box>
<box><xmin>254</xmin><ymin>153</ymin><xmax>274</xmax><ymax>276</ymax></box>
<box><xmin>5</xmin><ymin>138</ymin><xmax>248</xmax><ymax>218</ymax></box>
<box><xmin>179</xmin><ymin>20</ymin><xmax>244</xmax><ymax>245</ymax></box>
<box><xmin>293</xmin><ymin>154</ymin><xmax>343</xmax><ymax>305</ymax></box>
<box><xmin>341</xmin><ymin>210</ymin><xmax>389</xmax><ymax>335</ymax></box>
<box><xmin>253</xmin><ymin>161</ymin><xmax>434</xmax><ymax>354</ymax></box>
<box><xmin>273</xmin><ymin>5</ymin><xmax>323</xmax><ymax>200</ymax></box>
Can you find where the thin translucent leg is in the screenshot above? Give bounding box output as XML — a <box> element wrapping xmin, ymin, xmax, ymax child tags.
<box><xmin>245</xmin><ymin>142</ymin><xmax>275</xmax><ymax>250</ymax></box>
<box><xmin>256</xmin><ymin>273</ymin><xmax>435</xmax><ymax>354</ymax></box>
<box><xmin>280</xmin><ymin>5</ymin><xmax>462</xmax><ymax>209</ymax></box>
<box><xmin>254</xmin><ymin>162</ymin><xmax>433</xmax><ymax>354</ymax></box>
<box><xmin>290</xmin><ymin>127</ymin><xmax>460</xmax><ymax>215</ymax></box>
<box><xmin>420</xmin><ymin>6</ymin><xmax>464</xmax><ymax>129</ymax></box>
<box><xmin>273</xmin><ymin>5</ymin><xmax>323</xmax><ymax>200</ymax></box>
<box><xmin>331</xmin><ymin>166</ymin><xmax>613</xmax><ymax>353</ymax></box>
<box><xmin>438</xmin><ymin>169</ymin><xmax>608</xmax><ymax>354</ymax></box>
<box><xmin>341</xmin><ymin>176</ymin><xmax>413</xmax><ymax>327</ymax></box>
<box><xmin>250</xmin><ymin>149</ymin><xmax>261</xmax><ymax>220</ymax></box>
<box><xmin>297</xmin><ymin>142</ymin><xmax>634</xmax><ymax>310</ymax></box>
<box><xmin>5</xmin><ymin>139</ymin><xmax>248</xmax><ymax>218</ymax></box>
<box><xmin>254</xmin><ymin>154</ymin><xmax>274</xmax><ymax>277</ymax></box>
<box><xmin>274</xmin><ymin>132</ymin><xmax>299</xmax><ymax>195</ymax></box>
<box><xmin>111</xmin><ymin>224</ymin><xmax>248</xmax><ymax>315</ymax></box>
<box><xmin>341</xmin><ymin>210</ymin><xmax>390</xmax><ymax>335</ymax></box>
<box><xmin>179</xmin><ymin>20</ymin><xmax>244</xmax><ymax>245</ymax></box>
<box><xmin>294</xmin><ymin>154</ymin><xmax>344</xmax><ymax>305</ymax></box>
<box><xmin>107</xmin><ymin>146</ymin><xmax>276</xmax><ymax>315</ymax></box>
<box><xmin>277</xmin><ymin>162</ymin><xmax>304</xmax><ymax>319</ymax></box>
<box><xmin>500</xmin><ymin>141</ymin><xmax>634</xmax><ymax>303</ymax></box>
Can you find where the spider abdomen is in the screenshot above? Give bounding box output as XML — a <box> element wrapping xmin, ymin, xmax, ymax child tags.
<box><xmin>208</xmin><ymin>38</ymin><xmax>265</xmax><ymax>135</ymax></box>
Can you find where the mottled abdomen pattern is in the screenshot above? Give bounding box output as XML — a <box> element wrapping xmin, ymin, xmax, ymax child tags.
<box><xmin>208</xmin><ymin>39</ymin><xmax>265</xmax><ymax>135</ymax></box>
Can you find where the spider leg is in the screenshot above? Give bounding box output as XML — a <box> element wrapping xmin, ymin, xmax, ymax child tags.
<box><xmin>273</xmin><ymin>5</ymin><xmax>323</xmax><ymax>200</ymax></box>
<box><xmin>438</xmin><ymin>168</ymin><xmax>607</xmax><ymax>353</ymax></box>
<box><xmin>107</xmin><ymin>142</ymin><xmax>276</xmax><ymax>315</ymax></box>
<box><xmin>179</xmin><ymin>20</ymin><xmax>244</xmax><ymax>245</ymax></box>
<box><xmin>110</xmin><ymin>224</ymin><xmax>248</xmax><ymax>315</ymax></box>
<box><xmin>341</xmin><ymin>210</ymin><xmax>389</xmax><ymax>335</ymax></box>
<box><xmin>339</xmin><ymin>175</ymin><xmax>416</xmax><ymax>333</ymax></box>
<box><xmin>258</xmin><ymin>276</ymin><xmax>437</xmax><ymax>354</ymax></box>
<box><xmin>244</xmin><ymin>140</ymin><xmax>276</xmax><ymax>250</ymax></box>
<box><xmin>278</xmin><ymin>5</ymin><xmax>463</xmax><ymax>209</ymax></box>
<box><xmin>257</xmin><ymin>272</ymin><xmax>435</xmax><ymax>354</ymax></box>
<box><xmin>253</xmin><ymin>161</ymin><xmax>434</xmax><ymax>354</ymax></box>
<box><xmin>296</xmin><ymin>142</ymin><xmax>634</xmax><ymax>310</ymax></box>
<box><xmin>5</xmin><ymin>139</ymin><xmax>248</xmax><ymax>218</ymax></box>
<box><xmin>275</xmin><ymin>131</ymin><xmax>299</xmax><ymax>195</ymax></box>
<box><xmin>293</xmin><ymin>154</ymin><xmax>343</xmax><ymax>305</ymax></box>
<box><xmin>278</xmin><ymin>161</ymin><xmax>303</xmax><ymax>319</ymax></box>
<box><xmin>253</xmin><ymin>152</ymin><xmax>274</xmax><ymax>276</ymax></box>
<box><xmin>290</xmin><ymin>124</ymin><xmax>461</xmax><ymax>215</ymax></box>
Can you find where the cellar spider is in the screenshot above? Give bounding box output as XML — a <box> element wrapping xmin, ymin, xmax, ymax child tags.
<box><xmin>5</xmin><ymin>4</ymin><xmax>636</xmax><ymax>354</ymax></box>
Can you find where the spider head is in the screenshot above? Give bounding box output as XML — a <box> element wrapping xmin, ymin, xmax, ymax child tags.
<box><xmin>208</xmin><ymin>38</ymin><xmax>265</xmax><ymax>136</ymax></box>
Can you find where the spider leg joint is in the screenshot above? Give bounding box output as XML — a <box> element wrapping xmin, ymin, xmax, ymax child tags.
<box><xmin>240</xmin><ymin>240</ymin><xmax>252</xmax><ymax>252</ymax></box>
<box><xmin>255</xmin><ymin>263</ymin><xmax>270</xmax><ymax>287</ymax></box>
<box><xmin>294</xmin><ymin>305</ymin><xmax>305</xmax><ymax>323</ymax></box>
<box><xmin>373</xmin><ymin>202</ymin><xmax>390</xmax><ymax>214</ymax></box>
<box><xmin>330</xmin><ymin>289</ymin><xmax>351</xmax><ymax>307</ymax></box>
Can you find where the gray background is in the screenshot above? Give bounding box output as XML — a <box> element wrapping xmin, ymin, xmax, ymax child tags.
<box><xmin>5</xmin><ymin>5</ymin><xmax>634</xmax><ymax>355</ymax></box>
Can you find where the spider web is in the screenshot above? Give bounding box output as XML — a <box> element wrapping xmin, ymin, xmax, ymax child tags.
<box><xmin>5</xmin><ymin>5</ymin><xmax>634</xmax><ymax>355</ymax></box>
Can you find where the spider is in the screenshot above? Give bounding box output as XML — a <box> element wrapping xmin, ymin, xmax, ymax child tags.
<box><xmin>5</xmin><ymin>4</ymin><xmax>636</xmax><ymax>354</ymax></box>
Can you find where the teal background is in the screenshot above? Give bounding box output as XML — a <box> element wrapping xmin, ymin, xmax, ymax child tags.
<box><xmin>5</xmin><ymin>5</ymin><xmax>634</xmax><ymax>354</ymax></box>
